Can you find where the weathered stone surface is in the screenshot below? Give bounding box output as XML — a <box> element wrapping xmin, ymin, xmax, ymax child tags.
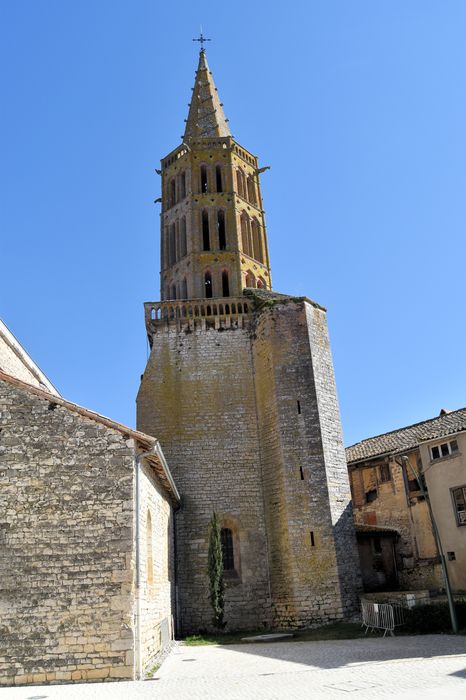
<box><xmin>137</xmin><ymin>298</ymin><xmax>362</xmax><ymax>633</ymax></box>
<box><xmin>0</xmin><ymin>376</ymin><xmax>177</xmax><ymax>685</ymax></box>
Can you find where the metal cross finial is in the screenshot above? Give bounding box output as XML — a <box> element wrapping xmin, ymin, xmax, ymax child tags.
<box><xmin>193</xmin><ymin>31</ymin><xmax>211</xmax><ymax>50</ymax></box>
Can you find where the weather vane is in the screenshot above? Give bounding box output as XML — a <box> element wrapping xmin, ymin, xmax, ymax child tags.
<box><xmin>192</xmin><ymin>30</ymin><xmax>211</xmax><ymax>51</ymax></box>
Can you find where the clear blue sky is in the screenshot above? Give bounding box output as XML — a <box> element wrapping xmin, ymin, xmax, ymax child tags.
<box><xmin>1</xmin><ymin>1</ymin><xmax>465</xmax><ymax>446</ymax></box>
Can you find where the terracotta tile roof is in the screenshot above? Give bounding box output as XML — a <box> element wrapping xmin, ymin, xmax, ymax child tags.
<box><xmin>0</xmin><ymin>369</ymin><xmax>180</xmax><ymax>504</ymax></box>
<box><xmin>346</xmin><ymin>407</ymin><xmax>466</xmax><ymax>464</ymax></box>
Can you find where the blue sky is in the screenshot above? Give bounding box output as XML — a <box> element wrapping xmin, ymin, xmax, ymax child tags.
<box><xmin>1</xmin><ymin>1</ymin><xmax>465</xmax><ymax>446</ymax></box>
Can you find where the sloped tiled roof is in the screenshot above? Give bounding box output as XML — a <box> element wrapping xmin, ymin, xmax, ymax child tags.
<box><xmin>346</xmin><ymin>407</ymin><xmax>466</xmax><ymax>464</ymax></box>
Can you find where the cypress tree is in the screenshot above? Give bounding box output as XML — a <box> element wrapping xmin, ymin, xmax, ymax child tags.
<box><xmin>207</xmin><ymin>512</ymin><xmax>225</xmax><ymax>629</ymax></box>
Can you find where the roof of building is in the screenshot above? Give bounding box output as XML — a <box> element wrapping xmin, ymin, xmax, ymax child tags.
<box><xmin>0</xmin><ymin>319</ymin><xmax>60</xmax><ymax>396</ymax></box>
<box><xmin>346</xmin><ymin>407</ymin><xmax>466</xmax><ymax>464</ymax></box>
<box><xmin>0</xmin><ymin>369</ymin><xmax>180</xmax><ymax>504</ymax></box>
<box><xmin>183</xmin><ymin>50</ymin><xmax>231</xmax><ymax>140</ymax></box>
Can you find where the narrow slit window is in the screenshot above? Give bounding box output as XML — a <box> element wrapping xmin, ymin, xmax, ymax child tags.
<box><xmin>300</xmin><ymin>466</ymin><xmax>304</xmax><ymax>480</ymax></box>
<box><xmin>221</xmin><ymin>528</ymin><xmax>234</xmax><ymax>570</ymax></box>
<box><xmin>310</xmin><ymin>531</ymin><xmax>315</xmax><ymax>547</ymax></box>
<box><xmin>297</xmin><ymin>400</ymin><xmax>301</xmax><ymax>414</ymax></box>
<box><xmin>222</xmin><ymin>270</ymin><xmax>229</xmax><ymax>297</ymax></box>
<box><xmin>202</xmin><ymin>210</ymin><xmax>210</xmax><ymax>250</ymax></box>
<box><xmin>216</xmin><ymin>165</ymin><xmax>223</xmax><ymax>193</ymax></box>
<box><xmin>218</xmin><ymin>210</ymin><xmax>226</xmax><ymax>250</ymax></box>
<box><xmin>200</xmin><ymin>165</ymin><xmax>208</xmax><ymax>193</ymax></box>
<box><xmin>204</xmin><ymin>271</ymin><xmax>213</xmax><ymax>299</ymax></box>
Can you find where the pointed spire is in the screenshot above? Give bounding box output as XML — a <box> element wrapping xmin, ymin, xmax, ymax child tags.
<box><xmin>183</xmin><ymin>50</ymin><xmax>231</xmax><ymax>141</ymax></box>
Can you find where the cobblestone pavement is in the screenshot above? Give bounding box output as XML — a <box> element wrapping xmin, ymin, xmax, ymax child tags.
<box><xmin>2</xmin><ymin>635</ymin><xmax>466</xmax><ymax>699</ymax></box>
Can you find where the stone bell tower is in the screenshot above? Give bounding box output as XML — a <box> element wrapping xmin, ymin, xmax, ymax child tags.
<box><xmin>160</xmin><ymin>48</ymin><xmax>271</xmax><ymax>302</ymax></box>
<box><xmin>137</xmin><ymin>48</ymin><xmax>361</xmax><ymax>635</ymax></box>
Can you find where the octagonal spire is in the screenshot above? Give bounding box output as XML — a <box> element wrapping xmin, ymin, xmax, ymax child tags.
<box><xmin>183</xmin><ymin>50</ymin><xmax>231</xmax><ymax>141</ymax></box>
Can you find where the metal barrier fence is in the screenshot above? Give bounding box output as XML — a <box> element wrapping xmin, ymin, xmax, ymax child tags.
<box><xmin>361</xmin><ymin>598</ymin><xmax>405</xmax><ymax>637</ymax></box>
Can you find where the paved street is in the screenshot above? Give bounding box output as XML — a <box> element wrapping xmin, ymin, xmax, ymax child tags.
<box><xmin>2</xmin><ymin>635</ymin><xmax>466</xmax><ymax>699</ymax></box>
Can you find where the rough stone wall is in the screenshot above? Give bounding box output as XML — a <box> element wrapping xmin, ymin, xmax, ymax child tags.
<box><xmin>137</xmin><ymin>320</ymin><xmax>272</xmax><ymax>634</ymax></box>
<box><xmin>0</xmin><ymin>381</ymin><xmax>135</xmax><ymax>685</ymax></box>
<box><xmin>138</xmin><ymin>298</ymin><xmax>362</xmax><ymax>632</ymax></box>
<box><xmin>252</xmin><ymin>301</ymin><xmax>361</xmax><ymax>625</ymax></box>
<box><xmin>138</xmin><ymin>462</ymin><xmax>175</xmax><ymax>671</ymax></box>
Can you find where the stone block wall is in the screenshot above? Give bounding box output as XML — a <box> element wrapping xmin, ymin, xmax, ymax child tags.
<box><xmin>252</xmin><ymin>301</ymin><xmax>361</xmax><ymax>625</ymax></box>
<box><xmin>137</xmin><ymin>320</ymin><xmax>272</xmax><ymax>634</ymax></box>
<box><xmin>138</xmin><ymin>296</ymin><xmax>362</xmax><ymax>633</ymax></box>
<box><xmin>138</xmin><ymin>461</ymin><xmax>175</xmax><ymax>671</ymax></box>
<box><xmin>0</xmin><ymin>380</ymin><xmax>136</xmax><ymax>685</ymax></box>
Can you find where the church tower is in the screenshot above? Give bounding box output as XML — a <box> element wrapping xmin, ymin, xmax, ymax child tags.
<box><xmin>138</xmin><ymin>48</ymin><xmax>361</xmax><ymax>634</ymax></box>
<box><xmin>160</xmin><ymin>48</ymin><xmax>271</xmax><ymax>303</ymax></box>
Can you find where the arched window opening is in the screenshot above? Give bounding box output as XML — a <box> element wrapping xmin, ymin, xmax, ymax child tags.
<box><xmin>179</xmin><ymin>171</ymin><xmax>186</xmax><ymax>200</ymax></box>
<box><xmin>236</xmin><ymin>169</ymin><xmax>245</xmax><ymax>198</ymax></box>
<box><xmin>251</xmin><ymin>218</ymin><xmax>263</xmax><ymax>262</ymax></box>
<box><xmin>221</xmin><ymin>528</ymin><xmax>234</xmax><ymax>571</ymax></box>
<box><xmin>147</xmin><ymin>511</ymin><xmax>153</xmax><ymax>585</ymax></box>
<box><xmin>181</xmin><ymin>277</ymin><xmax>188</xmax><ymax>300</ymax></box>
<box><xmin>204</xmin><ymin>271</ymin><xmax>213</xmax><ymax>299</ymax></box>
<box><xmin>180</xmin><ymin>217</ymin><xmax>187</xmax><ymax>258</ymax></box>
<box><xmin>163</xmin><ymin>227</ymin><xmax>169</xmax><ymax>268</ymax></box>
<box><xmin>170</xmin><ymin>284</ymin><xmax>177</xmax><ymax>300</ymax></box>
<box><xmin>202</xmin><ymin>210</ymin><xmax>210</xmax><ymax>251</ymax></box>
<box><xmin>241</xmin><ymin>213</ymin><xmax>250</xmax><ymax>256</ymax></box>
<box><xmin>217</xmin><ymin>210</ymin><xmax>226</xmax><ymax>250</ymax></box>
<box><xmin>247</xmin><ymin>177</ymin><xmax>256</xmax><ymax>205</ymax></box>
<box><xmin>245</xmin><ymin>271</ymin><xmax>256</xmax><ymax>289</ymax></box>
<box><xmin>257</xmin><ymin>277</ymin><xmax>267</xmax><ymax>290</ymax></box>
<box><xmin>169</xmin><ymin>223</ymin><xmax>176</xmax><ymax>265</ymax></box>
<box><xmin>222</xmin><ymin>270</ymin><xmax>230</xmax><ymax>297</ymax></box>
<box><xmin>200</xmin><ymin>165</ymin><xmax>208</xmax><ymax>193</ymax></box>
<box><xmin>169</xmin><ymin>179</ymin><xmax>176</xmax><ymax>207</ymax></box>
<box><xmin>215</xmin><ymin>165</ymin><xmax>223</xmax><ymax>193</ymax></box>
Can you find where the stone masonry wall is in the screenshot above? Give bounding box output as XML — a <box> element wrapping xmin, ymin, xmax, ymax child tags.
<box><xmin>138</xmin><ymin>462</ymin><xmax>175</xmax><ymax>671</ymax></box>
<box><xmin>252</xmin><ymin>301</ymin><xmax>361</xmax><ymax>626</ymax></box>
<box><xmin>137</xmin><ymin>320</ymin><xmax>272</xmax><ymax>634</ymax></box>
<box><xmin>0</xmin><ymin>380</ymin><xmax>136</xmax><ymax>685</ymax></box>
<box><xmin>138</xmin><ymin>297</ymin><xmax>362</xmax><ymax>632</ymax></box>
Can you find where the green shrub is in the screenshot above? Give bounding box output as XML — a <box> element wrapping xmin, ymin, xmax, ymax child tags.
<box><xmin>403</xmin><ymin>602</ymin><xmax>466</xmax><ymax>634</ymax></box>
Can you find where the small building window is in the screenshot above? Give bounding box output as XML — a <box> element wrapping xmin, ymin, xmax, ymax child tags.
<box><xmin>202</xmin><ymin>210</ymin><xmax>210</xmax><ymax>250</ymax></box>
<box><xmin>222</xmin><ymin>270</ymin><xmax>229</xmax><ymax>297</ymax></box>
<box><xmin>179</xmin><ymin>171</ymin><xmax>186</xmax><ymax>199</ymax></box>
<box><xmin>218</xmin><ymin>210</ymin><xmax>226</xmax><ymax>250</ymax></box>
<box><xmin>216</xmin><ymin>165</ymin><xmax>223</xmax><ymax>193</ymax></box>
<box><xmin>169</xmin><ymin>178</ymin><xmax>176</xmax><ymax>207</ymax></box>
<box><xmin>180</xmin><ymin>217</ymin><xmax>187</xmax><ymax>258</ymax></box>
<box><xmin>169</xmin><ymin>223</ymin><xmax>176</xmax><ymax>265</ymax></box>
<box><xmin>247</xmin><ymin>176</ymin><xmax>257</xmax><ymax>205</ymax></box>
<box><xmin>431</xmin><ymin>440</ymin><xmax>459</xmax><ymax>461</ymax></box>
<box><xmin>181</xmin><ymin>277</ymin><xmax>188</xmax><ymax>300</ymax></box>
<box><xmin>200</xmin><ymin>165</ymin><xmax>208</xmax><ymax>193</ymax></box>
<box><xmin>221</xmin><ymin>528</ymin><xmax>234</xmax><ymax>570</ymax></box>
<box><xmin>366</xmin><ymin>489</ymin><xmax>377</xmax><ymax>503</ymax></box>
<box><xmin>452</xmin><ymin>485</ymin><xmax>466</xmax><ymax>526</ymax></box>
<box><xmin>204</xmin><ymin>270</ymin><xmax>213</xmax><ymax>298</ymax></box>
<box><xmin>379</xmin><ymin>463</ymin><xmax>391</xmax><ymax>483</ymax></box>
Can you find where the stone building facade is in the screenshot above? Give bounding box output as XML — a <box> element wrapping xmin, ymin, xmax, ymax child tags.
<box><xmin>346</xmin><ymin>408</ymin><xmax>466</xmax><ymax>593</ymax></box>
<box><xmin>137</xmin><ymin>49</ymin><xmax>362</xmax><ymax>634</ymax></box>
<box><xmin>0</xmin><ymin>369</ymin><xmax>179</xmax><ymax>685</ymax></box>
